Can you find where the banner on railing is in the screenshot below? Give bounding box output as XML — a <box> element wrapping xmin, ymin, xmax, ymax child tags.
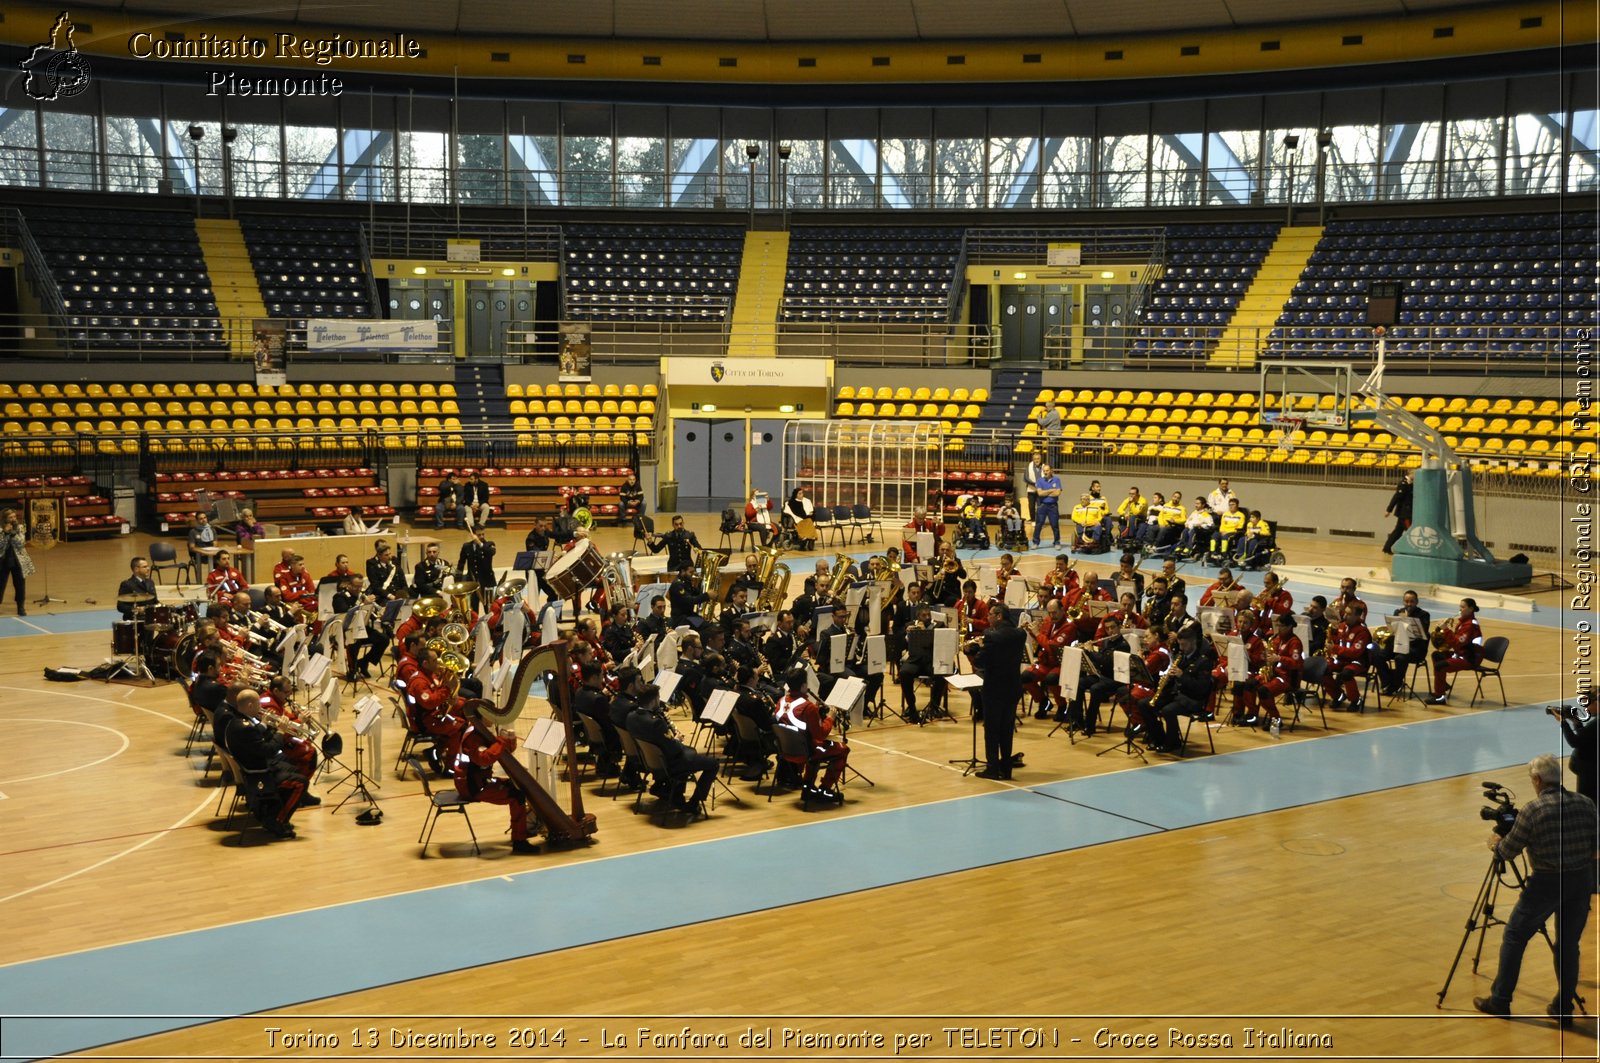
<box><xmin>307</xmin><ymin>319</ymin><xmax>438</xmax><ymax>353</ymax></box>
<box><xmin>559</xmin><ymin>323</ymin><xmax>592</xmax><ymax>382</ymax></box>
<box><xmin>664</xmin><ymin>356</ymin><xmax>830</xmax><ymax>389</ymax></box>
<box><xmin>252</xmin><ymin>319</ymin><xmax>287</xmax><ymax>387</ymax></box>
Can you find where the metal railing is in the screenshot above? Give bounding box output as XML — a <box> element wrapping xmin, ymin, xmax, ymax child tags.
<box><xmin>0</xmin><ymin>312</ymin><xmax>455</xmax><ymax>363</ymax></box>
<box><xmin>363</xmin><ymin>219</ymin><xmax>562</xmax><ymax>260</ymax></box>
<box><xmin>501</xmin><ymin>318</ymin><xmax>999</xmax><ymax>366</ymax></box>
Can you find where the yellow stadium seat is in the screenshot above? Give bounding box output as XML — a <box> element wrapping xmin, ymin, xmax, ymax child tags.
<box><xmin>952</xmin><ymin>388</ymin><xmax>970</xmax><ymax>402</ymax></box>
<box><xmin>639</xmin><ymin>400</ymin><xmax>656</xmax><ymax>415</ymax></box>
<box><xmin>836</xmin><ymin>402</ymin><xmax>855</xmax><ymax>416</ymax></box>
<box><xmin>623</xmin><ymin>383</ymin><xmax>641</xmax><ymax>397</ymax></box>
<box><xmin>857</xmin><ymin>402</ymin><xmax>877</xmax><ymax>417</ymax></box>
<box><xmin>970</xmin><ymin>389</ymin><xmax>988</xmax><ymax>403</ymax></box>
<box><xmin>642</xmin><ymin>384</ymin><xmax>659</xmax><ymax>398</ymax></box>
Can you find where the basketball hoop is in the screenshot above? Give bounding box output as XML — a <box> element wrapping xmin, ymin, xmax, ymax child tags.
<box><xmin>1274</xmin><ymin>417</ymin><xmax>1305</xmax><ymax>455</ymax></box>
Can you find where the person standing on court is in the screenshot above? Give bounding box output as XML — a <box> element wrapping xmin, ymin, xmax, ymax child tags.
<box><xmin>1473</xmin><ymin>754</ymin><xmax>1598</xmax><ymax>1026</ymax></box>
<box><xmin>1382</xmin><ymin>470</ymin><xmax>1414</xmax><ymax>555</ymax></box>
<box><xmin>1031</xmin><ymin>463</ymin><xmax>1062</xmax><ymax>548</ymax></box>
<box><xmin>973</xmin><ymin>605</ymin><xmax>1027</xmax><ymax>781</ymax></box>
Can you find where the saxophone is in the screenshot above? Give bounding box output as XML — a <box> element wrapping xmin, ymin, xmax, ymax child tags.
<box><xmin>695</xmin><ymin>550</ymin><xmax>725</xmax><ymax>620</ymax></box>
<box><xmin>755</xmin><ymin>543</ymin><xmax>791</xmax><ymax>612</ymax></box>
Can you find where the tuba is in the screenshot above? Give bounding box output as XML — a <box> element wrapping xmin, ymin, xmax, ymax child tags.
<box><xmin>442</xmin><ymin>621</ymin><xmax>471</xmax><ymax>648</ymax></box>
<box><xmin>696</xmin><ymin>549</ymin><xmax>726</xmax><ymax>620</ymax></box>
<box><xmin>755</xmin><ymin>543</ymin><xmax>791</xmax><ymax>612</ymax></box>
<box><xmin>413</xmin><ymin>595</ymin><xmax>449</xmax><ymax>620</ymax></box>
<box><xmin>824</xmin><ymin>552</ymin><xmax>854</xmax><ymax>599</ymax></box>
<box><xmin>602</xmin><ymin>554</ymin><xmax>633</xmax><ymax>616</ymax></box>
<box><xmin>444</xmin><ymin>580</ymin><xmax>479</xmax><ymax>617</ymax></box>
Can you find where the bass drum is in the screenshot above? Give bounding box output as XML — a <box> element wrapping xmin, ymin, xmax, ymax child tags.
<box><xmin>544</xmin><ymin>541</ymin><xmax>604</xmax><ymax>600</ymax></box>
<box><xmin>164</xmin><ymin>632</ymin><xmax>198</xmax><ymax>682</ymax></box>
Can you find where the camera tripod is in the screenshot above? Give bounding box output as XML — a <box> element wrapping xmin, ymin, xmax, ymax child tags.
<box><xmin>1436</xmin><ymin>849</ymin><xmax>1586</xmax><ymax>1015</ymax></box>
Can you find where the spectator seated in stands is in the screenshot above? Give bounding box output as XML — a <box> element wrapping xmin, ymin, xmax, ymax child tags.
<box><xmin>1235</xmin><ymin>510</ymin><xmax>1276</xmax><ymax>569</ymax></box>
<box><xmin>1207</xmin><ymin>497</ymin><xmax>1248</xmax><ymax>565</ymax></box>
<box><xmin>1175</xmin><ymin>498</ymin><xmax>1214</xmax><ymax>559</ymax></box>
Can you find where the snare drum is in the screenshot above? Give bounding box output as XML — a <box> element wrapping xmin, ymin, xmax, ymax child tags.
<box><xmin>151</xmin><ymin>603</ymin><xmax>199</xmax><ymax>631</ymax></box>
<box><xmin>544</xmin><ymin>541</ymin><xmax>605</xmax><ymax>599</ymax></box>
<box><xmin>112</xmin><ymin>621</ymin><xmax>139</xmax><ymax>655</ymax></box>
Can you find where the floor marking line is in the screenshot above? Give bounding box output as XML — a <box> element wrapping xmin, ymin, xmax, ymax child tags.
<box><xmin>0</xmin><ymin>717</ymin><xmax>131</xmax><ymax>786</ymax></box>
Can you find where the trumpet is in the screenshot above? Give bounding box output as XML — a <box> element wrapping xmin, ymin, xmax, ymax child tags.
<box><xmin>247</xmin><ymin>609</ymin><xmax>289</xmax><ymax>634</ymax></box>
<box><xmin>261</xmin><ymin>703</ymin><xmax>316</xmax><ymax>740</ymax></box>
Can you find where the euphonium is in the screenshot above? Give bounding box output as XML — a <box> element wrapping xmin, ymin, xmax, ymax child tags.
<box><xmin>602</xmin><ymin>555</ymin><xmax>633</xmax><ymax>615</ymax></box>
<box><xmin>756</xmin><ymin>548</ymin><xmax>791</xmax><ymax>613</ymax></box>
<box><xmin>425</xmin><ymin>636</ymin><xmax>449</xmax><ymax>655</ymax></box>
<box><xmin>695</xmin><ymin>550</ymin><xmax>725</xmax><ymax>620</ymax></box>
<box><xmin>442</xmin><ymin>621</ymin><xmax>471</xmax><ymax>648</ymax></box>
<box><xmin>438</xmin><ymin>650</ymin><xmax>469</xmax><ymax>677</ymax></box>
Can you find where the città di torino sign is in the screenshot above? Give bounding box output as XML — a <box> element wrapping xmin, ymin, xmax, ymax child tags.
<box><xmin>662</xmin><ymin>357</ymin><xmax>829</xmax><ymax>388</ymax></box>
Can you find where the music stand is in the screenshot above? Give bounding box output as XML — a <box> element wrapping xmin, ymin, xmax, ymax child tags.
<box><xmin>331</xmin><ymin>694</ymin><xmax>383</xmax><ymax>814</ymax></box>
<box><xmin>1097</xmin><ymin>652</ymin><xmax>1151</xmax><ymax>763</ymax></box>
<box><xmin>944</xmin><ymin>673</ymin><xmax>985</xmax><ymax>774</ymax></box>
<box><xmin>691</xmin><ymin>688</ymin><xmax>746</xmax><ymax>808</ymax></box>
<box><xmin>823</xmin><ymin>677</ymin><xmax>876</xmax><ymax>789</ymax></box>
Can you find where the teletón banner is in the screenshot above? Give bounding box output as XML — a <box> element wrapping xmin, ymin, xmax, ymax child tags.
<box><xmin>307</xmin><ymin>319</ymin><xmax>439</xmax><ymax>352</ymax></box>
<box><xmin>662</xmin><ymin>357</ymin><xmax>830</xmax><ymax>388</ymax></box>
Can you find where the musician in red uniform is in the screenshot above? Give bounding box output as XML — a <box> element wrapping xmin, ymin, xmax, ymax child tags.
<box><xmin>1255</xmin><ymin>613</ymin><xmax>1304</xmax><ymax>727</ymax></box>
<box><xmin>276</xmin><ymin>554</ymin><xmax>316</xmax><ymax>612</ymax></box>
<box><xmin>1427</xmin><ymin>598</ymin><xmax>1485</xmax><ymax>705</ymax></box>
<box><xmin>901</xmin><ymin>508</ymin><xmax>943</xmax><ymax>563</ymax></box>
<box><xmin>451</xmin><ymin>703</ymin><xmax>538</xmax><ymax>854</ymax></box>
<box><xmin>270</xmin><ymin>547</ymin><xmax>297</xmax><ymax>587</ymax></box>
<box><xmin>1026</xmin><ymin>598</ymin><xmax>1068</xmax><ymax>718</ymax></box>
<box><xmin>1220</xmin><ymin>612</ymin><xmax>1269</xmax><ymax>727</ymax></box>
<box><xmin>775</xmin><ymin>668</ymin><xmax>848</xmax><ymax>804</ymax></box>
<box><xmin>1257</xmin><ymin>571</ymin><xmax>1294</xmax><ymax>616</ymax></box>
<box><xmin>1199</xmin><ymin>567</ymin><xmax>1243</xmax><ymax>608</ymax></box>
<box><xmin>407</xmin><ymin>648</ymin><xmax>465</xmax><ymax>765</ymax></box>
<box><xmin>206</xmin><ymin>549</ymin><xmax>247</xmax><ymax>605</ymax></box>
<box><xmin>955</xmin><ymin>580</ymin><xmax>990</xmax><ymax>640</ymax></box>
<box><xmin>1323</xmin><ymin>601</ymin><xmax>1372</xmax><ymax>712</ymax></box>
<box><xmin>1100</xmin><ymin>592</ymin><xmax>1148</xmax><ymax>636</ymax></box>
<box><xmin>258</xmin><ymin>675</ymin><xmax>320</xmax><ymax>794</ymax></box>
<box><xmin>1043</xmin><ymin>554</ymin><xmax>1078</xmax><ymax>599</ymax></box>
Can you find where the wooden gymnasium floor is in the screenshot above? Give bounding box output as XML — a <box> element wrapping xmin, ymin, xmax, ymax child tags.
<box><xmin>0</xmin><ymin>516</ymin><xmax>1593</xmax><ymax>1063</ymax></box>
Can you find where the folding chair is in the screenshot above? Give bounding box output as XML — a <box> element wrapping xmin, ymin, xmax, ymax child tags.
<box><xmin>1456</xmin><ymin>636</ymin><xmax>1510</xmax><ymax>707</ymax></box>
<box><xmin>408</xmin><ymin>757</ymin><xmax>479</xmax><ymax>856</ymax></box>
<box><xmin>1290</xmin><ymin>657</ymin><xmax>1330</xmax><ymax>731</ymax></box>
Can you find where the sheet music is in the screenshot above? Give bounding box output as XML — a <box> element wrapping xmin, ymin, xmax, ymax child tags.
<box><xmin>828</xmin><ymin>632</ymin><xmax>847</xmax><ymax>675</ymax></box>
<box><xmin>1116</xmin><ymin>580</ymin><xmax>1138</xmax><ymax>603</ymax></box>
<box><xmin>654</xmin><ymin>668</ymin><xmax>682</xmax><ymax>703</ymax></box>
<box><xmin>1004</xmin><ymin>577</ymin><xmax>1031</xmax><ymax>609</ymax></box>
<box><xmin>932</xmin><ymin>627</ymin><xmax>958</xmax><ymax>676</ymax></box>
<box><xmin>526</xmin><ymin>716</ymin><xmax>566</xmax><ymax>757</ymax></box>
<box><xmin>1388</xmin><ymin>614</ymin><xmax>1422</xmax><ymax>657</ymax></box>
<box><xmin>944</xmin><ymin>673</ymin><xmax>983</xmax><ymax>691</ymax></box>
<box><xmin>824</xmin><ymin>675</ymin><xmax>866</xmax><ymax>717</ymax></box>
<box><xmin>915</xmin><ymin>531</ymin><xmax>934</xmax><ymax>560</ymax></box>
<box><xmin>300</xmin><ymin>652</ymin><xmax>332</xmax><ymax>687</ymax></box>
<box><xmin>803</xmin><ymin>662</ymin><xmax>820</xmax><ymax>696</ymax></box>
<box><xmin>897</xmin><ymin>566</ymin><xmax>918</xmax><ymax>589</ymax></box>
<box><xmin>317</xmin><ymin>583</ymin><xmax>337</xmax><ymax>622</ymax></box>
<box><xmin>866</xmin><ymin>634</ymin><xmax>887</xmax><ymax>674</ymax></box>
<box><xmin>1226</xmin><ymin>637</ymin><xmax>1249</xmax><ymax>682</ymax></box>
<box><xmin>1113</xmin><ymin>649</ymin><xmax>1131</xmax><ymax>683</ymax></box>
<box><xmin>655</xmin><ymin>630</ymin><xmax>679</xmax><ymax>670</ymax></box>
<box><xmin>1198</xmin><ymin>606</ymin><xmax>1234</xmax><ymax>637</ymax></box>
<box><xmin>1124</xmin><ymin>628</ymin><xmax>1143</xmax><ymax>656</ymax></box>
<box><xmin>344</xmin><ymin>605</ymin><xmax>369</xmax><ymax>642</ymax></box>
<box><xmin>1294</xmin><ymin>613</ymin><xmax>1313</xmax><ymax>654</ymax></box>
<box><xmin>975</xmin><ymin>563</ymin><xmax>997</xmax><ymax>600</ymax></box>
<box><xmin>1060</xmin><ymin>644</ymin><xmax>1083</xmax><ymax>700</ymax></box>
<box><xmin>353</xmin><ymin>694</ymin><xmax>382</xmax><ymax>736</ymax></box>
<box><xmin>702</xmin><ymin>688</ymin><xmax>738</xmax><ymax>726</ymax></box>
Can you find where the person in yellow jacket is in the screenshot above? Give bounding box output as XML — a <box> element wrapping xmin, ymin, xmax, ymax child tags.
<box><xmin>1114</xmin><ymin>485</ymin><xmax>1147</xmax><ymax>545</ymax></box>
<box><xmin>1209</xmin><ymin>497</ymin><xmax>1249</xmax><ymax>561</ymax></box>
<box><xmin>1071</xmin><ymin>493</ymin><xmax>1104</xmax><ymax>553</ymax></box>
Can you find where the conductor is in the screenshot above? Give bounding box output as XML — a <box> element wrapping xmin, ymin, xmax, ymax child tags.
<box><xmin>972</xmin><ymin>604</ymin><xmax>1027</xmax><ymax>780</ymax></box>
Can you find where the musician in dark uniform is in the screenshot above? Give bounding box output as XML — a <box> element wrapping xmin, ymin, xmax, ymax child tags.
<box><xmin>636</xmin><ymin>594</ymin><xmax>671</xmax><ymax>641</ymax></box>
<box><xmin>625</xmin><ymin>683</ymin><xmax>719</xmax><ymax>815</ymax></box>
<box><xmin>116</xmin><ymin>556</ymin><xmax>158</xmax><ymax>619</ymax></box>
<box><xmin>667</xmin><ymin>563</ymin><xmax>708</xmax><ymax>626</ymax></box>
<box><xmin>731</xmin><ymin>664</ymin><xmax>779</xmax><ymax>780</ymax></box>
<box><xmin>456</xmin><ymin>527</ymin><xmax>497</xmax><ymax>613</ymax></box>
<box><xmin>897</xmin><ymin>604</ymin><xmax>944</xmax><ymax>724</ymax></box>
<box><xmin>973</xmin><ymin>605</ymin><xmax>1027</xmax><ymax>780</ymax></box>
<box><xmin>1376</xmin><ymin>589</ymin><xmax>1431</xmax><ymax>695</ymax></box>
<box><xmin>412</xmin><ymin>542</ymin><xmax>451</xmax><ymax>599</ymax></box>
<box><xmin>1305</xmin><ymin>595</ymin><xmax>1330</xmax><ymax>657</ymax></box>
<box><xmin>729</xmin><ymin>554</ymin><xmax>764</xmax><ymax>603</ymax></box>
<box><xmin>648</xmin><ymin>514</ymin><xmax>702</xmax><ymax>572</ymax></box>
<box><xmin>790</xmin><ymin>576</ymin><xmax>830</xmax><ymax>636</ymax></box>
<box><xmin>819</xmin><ymin>603</ymin><xmax>883</xmax><ymax>709</ymax></box>
<box><xmin>573</xmin><ymin>662</ymin><xmax>620</xmax><ymax>776</ymax></box>
<box><xmin>761</xmin><ymin>609</ymin><xmax>800</xmax><ymax>676</ymax></box>
<box><xmin>602</xmin><ymin>603</ymin><xmax>639</xmax><ymax>663</ymax></box>
<box><xmin>188</xmin><ymin>652</ymin><xmax>226</xmax><ymax>721</ymax></box>
<box><xmin>224</xmin><ymin>688</ymin><xmax>309</xmax><ymax>840</ymax></box>
<box><xmin>333</xmin><ymin>574</ymin><xmax>385</xmax><ymax>679</ymax></box>
<box><xmin>451</xmin><ymin>702</ymin><xmax>538</xmax><ymax>854</ymax></box>
<box><xmin>607</xmin><ymin>666</ymin><xmax>646</xmax><ymax>791</ymax></box>
<box><xmin>1070</xmin><ymin>614</ymin><xmax>1130</xmax><ymax>737</ymax></box>
<box><xmin>1145</xmin><ymin>623</ymin><xmax>1218</xmax><ymax>754</ymax></box>
<box><xmin>366</xmin><ymin>540</ymin><xmax>406</xmax><ymax>604</ymax></box>
<box><xmin>721</xmin><ymin>585</ymin><xmax>754</xmax><ymax>638</ymax></box>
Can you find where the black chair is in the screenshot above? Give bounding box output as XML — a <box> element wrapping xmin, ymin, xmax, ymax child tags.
<box><xmin>408</xmin><ymin>756</ymin><xmax>479</xmax><ymax>856</ymax></box>
<box><xmin>1458</xmin><ymin>636</ymin><xmax>1510</xmax><ymax>707</ymax></box>
<box><xmin>851</xmin><ymin>504</ymin><xmax>884</xmax><ymax>544</ymax></box>
<box><xmin>632</xmin><ymin>738</ymin><xmax>689</xmax><ymax>819</ymax></box>
<box><xmin>1177</xmin><ymin>690</ymin><xmax>1218</xmax><ymax>756</ymax></box>
<box><xmin>1290</xmin><ymin>657</ymin><xmax>1330</xmax><ymax>732</ymax></box>
<box><xmin>149</xmin><ymin>540</ymin><xmax>189</xmax><ymax>585</ymax></box>
<box><xmin>771</xmin><ymin>725</ymin><xmax>815</xmax><ymax>808</ymax></box>
<box><xmin>728</xmin><ymin>711</ymin><xmax>773</xmax><ymax>790</ymax></box>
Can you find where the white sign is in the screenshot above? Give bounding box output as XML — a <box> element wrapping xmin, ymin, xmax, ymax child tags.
<box><xmin>308</xmin><ymin>319</ymin><xmax>438</xmax><ymax>352</ymax></box>
<box><xmin>664</xmin><ymin>357</ymin><xmax>830</xmax><ymax>389</ymax></box>
<box><xmin>446</xmin><ymin>239</ymin><xmax>481</xmax><ymax>263</ymax></box>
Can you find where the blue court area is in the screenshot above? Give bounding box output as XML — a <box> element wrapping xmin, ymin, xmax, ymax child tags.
<box><xmin>0</xmin><ymin>609</ymin><xmax>122</xmax><ymax>640</ymax></box>
<box><xmin>0</xmin><ymin>702</ymin><xmax>1564</xmax><ymax>1061</ymax></box>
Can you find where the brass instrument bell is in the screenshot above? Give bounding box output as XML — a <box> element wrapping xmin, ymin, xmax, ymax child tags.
<box><xmin>413</xmin><ymin>595</ymin><xmax>449</xmax><ymax>619</ymax></box>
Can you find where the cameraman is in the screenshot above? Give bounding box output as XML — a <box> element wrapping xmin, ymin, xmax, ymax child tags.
<box><xmin>1474</xmin><ymin>754</ymin><xmax>1598</xmax><ymax>1026</ymax></box>
<box><xmin>1553</xmin><ymin>688</ymin><xmax>1597</xmax><ymax>805</ymax></box>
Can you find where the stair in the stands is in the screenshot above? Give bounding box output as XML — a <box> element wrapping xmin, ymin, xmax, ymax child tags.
<box><xmin>979</xmin><ymin>368</ymin><xmax>1041</xmax><ymax>431</ymax></box>
<box><xmin>455</xmin><ymin>363</ymin><xmax>500</xmax><ymax>433</ymax></box>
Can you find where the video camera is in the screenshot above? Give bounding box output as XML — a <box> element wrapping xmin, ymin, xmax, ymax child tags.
<box><xmin>1545</xmin><ymin>699</ymin><xmax>1593</xmax><ymax>725</ymax></box>
<box><xmin>1479</xmin><ymin>781</ymin><xmax>1519</xmax><ymax>837</ymax></box>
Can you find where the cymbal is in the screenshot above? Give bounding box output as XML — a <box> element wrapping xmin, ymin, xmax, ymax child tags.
<box><xmin>117</xmin><ymin>593</ymin><xmax>158</xmax><ymax>604</ymax></box>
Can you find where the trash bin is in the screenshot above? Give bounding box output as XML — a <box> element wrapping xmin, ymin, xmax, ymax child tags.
<box><xmin>658</xmin><ymin>480</ymin><xmax>679</xmax><ymax>512</ymax></box>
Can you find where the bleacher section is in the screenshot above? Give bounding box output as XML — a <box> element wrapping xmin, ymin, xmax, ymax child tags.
<box><xmin>239</xmin><ymin>215</ymin><xmax>375</xmax><ymax>319</ymax></box>
<box><xmin>1132</xmin><ymin>222</ymin><xmax>1278</xmax><ymax>361</ymax></box>
<box><xmin>1022</xmin><ymin>387</ymin><xmax>1590</xmax><ymax>479</ymax></box>
<box><xmin>562</xmin><ymin>223</ymin><xmax>742</xmax><ymax>321</ymax></box>
<box><xmin>782</xmin><ymin>226</ymin><xmax>961</xmax><ymax>322</ymax></box>
<box><xmin>27</xmin><ymin>206</ymin><xmax>223</xmax><ymax>350</ymax></box>
<box><xmin>154</xmin><ymin>468</ymin><xmax>392</xmax><ymax>532</ymax></box>
<box><xmin>831</xmin><ymin>384</ymin><xmax>989</xmax><ymax>439</ymax></box>
<box><xmin>0</xmin><ymin>381</ymin><xmax>459</xmax><ymax>454</ymax></box>
<box><xmin>505</xmin><ymin>382</ymin><xmax>658</xmax><ymax>448</ymax></box>
<box><xmin>0</xmin><ymin>474</ymin><xmax>120</xmax><ymax>538</ymax></box>
<box><xmin>1269</xmin><ymin>212</ymin><xmax>1598</xmax><ymax>360</ymax></box>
